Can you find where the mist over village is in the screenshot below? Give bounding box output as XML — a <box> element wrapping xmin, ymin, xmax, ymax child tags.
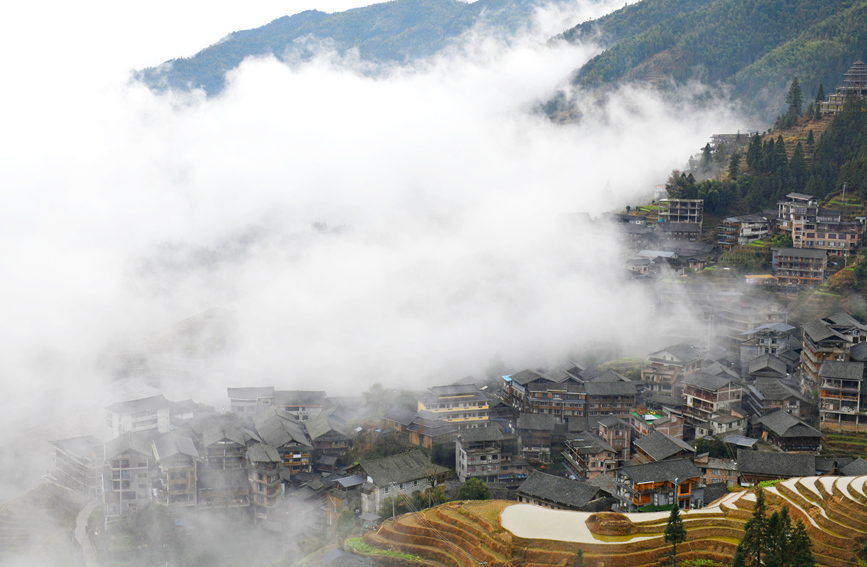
<box><xmin>4</xmin><ymin>0</ymin><xmax>867</xmax><ymax>566</ymax></box>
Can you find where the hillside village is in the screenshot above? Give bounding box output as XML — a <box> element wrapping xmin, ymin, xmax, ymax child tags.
<box><xmin>24</xmin><ymin>59</ymin><xmax>867</xmax><ymax>567</ymax></box>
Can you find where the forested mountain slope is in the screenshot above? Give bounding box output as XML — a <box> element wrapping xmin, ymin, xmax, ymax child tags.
<box><xmin>137</xmin><ymin>0</ymin><xmax>575</xmax><ymax>95</ymax></box>
<box><xmin>563</xmin><ymin>0</ymin><xmax>867</xmax><ymax>117</ymax></box>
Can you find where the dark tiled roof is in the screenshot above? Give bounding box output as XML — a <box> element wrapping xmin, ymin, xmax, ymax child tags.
<box><xmin>253</xmin><ymin>407</ymin><xmax>313</xmax><ymax>449</ymax></box>
<box><xmin>842</xmin><ymin>458</ymin><xmax>867</xmax><ymax>476</ymax></box>
<box><xmin>815</xmin><ymin>457</ymin><xmax>854</xmax><ymax>474</ymax></box>
<box><xmin>703</xmin><ymin>483</ymin><xmax>729</xmax><ymax>505</ymax></box>
<box><xmin>382</xmin><ymin>407</ymin><xmax>417</xmax><ymax>426</ymax></box>
<box><xmin>850</xmin><ymin>342</ymin><xmax>867</xmax><ymax>362</ymax></box>
<box><xmin>754</xmin><ymin>411</ymin><xmax>823</xmax><ymax>439</ymax></box>
<box><xmin>736</xmin><ymin>449</ymin><xmax>815</xmax><ymax>477</ymax></box>
<box><xmin>104</xmin><ymin>431</ymin><xmax>153</xmax><ymax>460</ymax></box>
<box><xmin>360</xmin><ymin>451</ymin><xmax>448</xmax><ymax>486</ymax></box>
<box><xmin>203</xmin><ymin>416</ymin><xmax>252</xmax><ymax>448</ymax></box>
<box><xmin>517</xmin><ymin>471</ymin><xmax>606</xmax><ymax>509</ymax></box>
<box><xmin>655</xmin><ymin>343</ymin><xmax>702</xmax><ymax>363</ymax></box>
<box><xmin>105</xmin><ymin>394</ymin><xmax>171</xmax><ymax>414</ymax></box>
<box><xmin>516</xmin><ymin>413</ymin><xmax>557</xmax><ymax>431</ymax></box>
<box><xmin>819</xmin><ymin>361</ymin><xmax>865</xmax><ymax>380</ymax></box>
<box><xmin>773</xmin><ymin>247</ymin><xmax>826</xmax><ymax>259</ymax></box>
<box><xmin>458</xmin><ymin>425</ymin><xmax>505</xmax><ymax>443</ymax></box>
<box><xmin>429</xmin><ymin>384</ymin><xmax>482</xmax><ymax>396</ymax></box>
<box><xmin>306</xmin><ymin>414</ymin><xmax>348</xmax><ymax>441</ymax></box>
<box><xmin>682</xmin><ymin>372</ymin><xmax>735</xmax><ymax>392</ymax></box>
<box><xmin>634</xmin><ymin>431</ymin><xmax>694</xmax><ymax>461</ymax></box>
<box><xmin>583</xmin><ymin>381</ymin><xmax>638</xmax><ymax>396</ymax></box>
<box><xmin>751</xmin><ymin>379</ymin><xmax>805</xmax><ymax>403</ymax></box>
<box><xmin>508</xmin><ymin>369</ymin><xmax>554</xmax><ymax>386</ymax></box>
<box><xmin>567</xmin><ymin>432</ymin><xmax>616</xmax><ymax>454</ymax></box>
<box><xmin>619</xmin><ymin>458</ymin><xmax>702</xmax><ymax>484</ymax></box>
<box><xmin>247</xmin><ymin>442</ymin><xmax>281</xmax><ymax>464</ymax></box>
<box><xmin>152</xmin><ymin>433</ymin><xmax>199</xmax><ymax>460</ymax></box>
<box><xmin>748</xmin><ymin>355</ymin><xmax>787</xmax><ymax>377</ymax></box>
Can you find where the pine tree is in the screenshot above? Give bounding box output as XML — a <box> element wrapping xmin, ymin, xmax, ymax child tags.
<box><xmin>791</xmin><ymin>142</ymin><xmax>806</xmax><ymax>191</ymax></box>
<box><xmin>787</xmin><ymin>77</ymin><xmax>804</xmax><ymax>118</ymax></box>
<box><xmin>664</xmin><ymin>505</ymin><xmax>687</xmax><ymax>567</ymax></box>
<box><xmin>741</xmin><ymin>488</ymin><xmax>767</xmax><ymax>567</ymax></box>
<box><xmin>765</xmin><ymin>507</ymin><xmax>792</xmax><ymax>567</ymax></box>
<box><xmin>806</xmin><ymin>129</ymin><xmax>814</xmax><ymax>146</ymax></box>
<box><xmin>732</xmin><ymin>546</ymin><xmax>747</xmax><ymax>567</ymax></box>
<box><xmin>729</xmin><ymin>151</ymin><xmax>741</xmax><ymax>179</ymax></box>
<box><xmin>746</xmin><ymin>134</ymin><xmax>762</xmax><ymax>169</ymax></box>
<box><xmin>815</xmin><ymin>83</ymin><xmax>825</xmax><ymax>103</ymax></box>
<box><xmin>700</xmin><ymin>143</ymin><xmax>713</xmax><ymax>174</ymax></box>
<box><xmin>789</xmin><ymin>520</ymin><xmax>816</xmax><ymax>567</ymax></box>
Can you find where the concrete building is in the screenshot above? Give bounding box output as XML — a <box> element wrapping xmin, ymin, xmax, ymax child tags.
<box><xmin>658</xmin><ymin>199</ymin><xmax>703</xmax><ymax>225</ymax></box>
<box><xmin>772</xmin><ymin>248</ymin><xmax>827</xmax><ymax>286</ymax></box>
<box><xmin>105</xmin><ymin>395</ymin><xmax>172</xmax><ymax>439</ymax></box>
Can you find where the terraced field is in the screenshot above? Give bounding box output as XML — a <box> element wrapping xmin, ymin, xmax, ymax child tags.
<box><xmin>0</xmin><ymin>483</ymin><xmax>83</xmax><ymax>566</ymax></box>
<box><xmin>361</xmin><ymin>476</ymin><xmax>867</xmax><ymax>567</ymax></box>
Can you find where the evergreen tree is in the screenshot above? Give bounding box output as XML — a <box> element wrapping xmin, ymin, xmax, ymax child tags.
<box><xmin>457</xmin><ymin>478</ymin><xmax>489</xmax><ymax>500</ymax></box>
<box><xmin>791</xmin><ymin>142</ymin><xmax>806</xmax><ymax>191</ymax></box>
<box><xmin>664</xmin><ymin>505</ymin><xmax>687</xmax><ymax>567</ymax></box>
<box><xmin>728</xmin><ymin>151</ymin><xmax>741</xmax><ymax>179</ymax></box>
<box><xmin>789</xmin><ymin>520</ymin><xmax>816</xmax><ymax>567</ymax></box>
<box><xmin>806</xmin><ymin>129</ymin><xmax>814</xmax><ymax>146</ymax></box>
<box><xmin>700</xmin><ymin>143</ymin><xmax>713</xmax><ymax>174</ymax></box>
<box><xmin>815</xmin><ymin>83</ymin><xmax>825</xmax><ymax>103</ymax></box>
<box><xmin>775</xmin><ymin>135</ymin><xmax>788</xmax><ymax>171</ymax></box>
<box><xmin>732</xmin><ymin>546</ymin><xmax>747</xmax><ymax>567</ymax></box>
<box><xmin>787</xmin><ymin>77</ymin><xmax>804</xmax><ymax>118</ymax></box>
<box><xmin>764</xmin><ymin>507</ymin><xmax>792</xmax><ymax>567</ymax></box>
<box><xmin>746</xmin><ymin>134</ymin><xmax>762</xmax><ymax>169</ymax></box>
<box><xmin>741</xmin><ymin>488</ymin><xmax>767</xmax><ymax>567</ymax></box>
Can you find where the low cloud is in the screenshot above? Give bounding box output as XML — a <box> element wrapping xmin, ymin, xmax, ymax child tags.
<box><xmin>0</xmin><ymin>0</ymin><xmax>741</xmax><ymax>497</ymax></box>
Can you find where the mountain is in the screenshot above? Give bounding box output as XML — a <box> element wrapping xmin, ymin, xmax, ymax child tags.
<box><xmin>560</xmin><ymin>0</ymin><xmax>867</xmax><ymax>118</ymax></box>
<box><xmin>136</xmin><ymin>0</ymin><xmax>575</xmax><ymax>95</ymax></box>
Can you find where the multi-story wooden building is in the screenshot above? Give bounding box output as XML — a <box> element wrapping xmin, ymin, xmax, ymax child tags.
<box><xmin>615</xmin><ymin>459</ymin><xmax>703</xmax><ymax>512</ymax></box>
<box><xmin>455</xmin><ymin>424</ymin><xmax>527</xmax><ymax>483</ymax></box>
<box><xmin>641</xmin><ymin>344</ymin><xmax>702</xmax><ymax>396</ymax></box>
<box><xmin>772</xmin><ymin>247</ymin><xmax>827</xmax><ymax>286</ymax></box>
<box><xmin>658</xmin><ymin>199</ymin><xmax>703</xmax><ymax>225</ymax></box>
<box><xmin>802</xmin><ymin>312</ymin><xmax>867</xmax><ymax>390</ymax></box>
<box><xmin>103</xmin><ymin>432</ymin><xmax>153</xmax><ymax>525</ymax></box>
<box><xmin>681</xmin><ymin>373</ymin><xmax>742</xmax><ymax>428</ymax></box>
<box><xmin>561</xmin><ymin>432</ymin><xmax>618</xmax><ymax>479</ymax></box>
<box><xmin>253</xmin><ymin>407</ymin><xmax>314</xmax><ymax>476</ymax></box>
<box><xmin>417</xmin><ymin>385</ymin><xmax>490</xmax><ymax>428</ymax></box>
<box><xmin>105</xmin><ymin>395</ymin><xmax>172</xmax><ymax>439</ymax></box>
<box><xmin>821</xmin><ymin>60</ymin><xmax>867</xmax><ymax>114</ymax></box>
<box><xmin>718</xmin><ymin>215</ymin><xmax>771</xmax><ymax>249</ymax></box>
<box><xmin>818</xmin><ymin>360</ymin><xmax>867</xmax><ymax>432</ymax></box>
<box><xmin>151</xmin><ymin>433</ymin><xmax>199</xmax><ymax>508</ymax></box>
<box><xmin>247</xmin><ymin>442</ymin><xmax>284</xmax><ymax>523</ymax></box>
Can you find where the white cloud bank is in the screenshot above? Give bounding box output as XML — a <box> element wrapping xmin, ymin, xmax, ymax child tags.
<box><xmin>0</xmin><ymin>0</ymin><xmax>741</xmax><ymax>497</ymax></box>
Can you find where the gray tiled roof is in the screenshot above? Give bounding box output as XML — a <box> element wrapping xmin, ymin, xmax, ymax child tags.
<box><xmin>773</xmin><ymin>247</ymin><xmax>826</xmax><ymax>259</ymax></box>
<box><xmin>458</xmin><ymin>424</ymin><xmax>505</xmax><ymax>443</ymax></box>
<box><xmin>306</xmin><ymin>414</ymin><xmax>349</xmax><ymax>441</ymax></box>
<box><xmin>737</xmin><ymin>449</ymin><xmax>815</xmax><ymax>477</ymax></box>
<box><xmin>202</xmin><ymin>416</ymin><xmax>252</xmax><ymax>448</ymax></box>
<box><xmin>152</xmin><ymin>433</ymin><xmax>199</xmax><ymax>460</ymax></box>
<box><xmin>517</xmin><ymin>471</ymin><xmax>606</xmax><ymax>509</ymax></box>
<box><xmin>508</xmin><ymin>369</ymin><xmax>553</xmax><ymax>386</ymax></box>
<box><xmin>247</xmin><ymin>442</ymin><xmax>281</xmax><ymax>464</ymax></box>
<box><xmin>842</xmin><ymin>458</ymin><xmax>867</xmax><ymax>476</ymax></box>
<box><xmin>634</xmin><ymin>431</ymin><xmax>695</xmax><ymax>461</ymax></box>
<box><xmin>619</xmin><ymin>458</ymin><xmax>702</xmax><ymax>484</ymax></box>
<box><xmin>104</xmin><ymin>431</ymin><xmax>153</xmax><ymax>460</ymax></box>
<box><xmin>754</xmin><ymin>411</ymin><xmax>823</xmax><ymax>439</ymax></box>
<box><xmin>383</xmin><ymin>406</ymin><xmax>417</xmax><ymax>426</ymax></box>
<box><xmin>516</xmin><ymin>413</ymin><xmax>558</xmax><ymax>431</ymax></box>
<box><xmin>819</xmin><ymin>361</ymin><xmax>865</xmax><ymax>380</ymax></box>
<box><xmin>253</xmin><ymin>407</ymin><xmax>313</xmax><ymax>449</ymax></box>
<box><xmin>748</xmin><ymin>354</ymin><xmax>787</xmax><ymax>377</ymax></box>
<box><xmin>751</xmin><ymin>379</ymin><xmax>806</xmax><ymax>403</ymax></box>
<box><xmin>682</xmin><ymin>372</ymin><xmax>735</xmax><ymax>392</ymax></box>
<box><xmin>360</xmin><ymin>451</ymin><xmax>448</xmax><ymax>487</ymax></box>
<box><xmin>583</xmin><ymin>381</ymin><xmax>638</xmax><ymax>396</ymax></box>
<box><xmin>654</xmin><ymin>343</ymin><xmax>702</xmax><ymax>364</ymax></box>
<box><xmin>850</xmin><ymin>342</ymin><xmax>867</xmax><ymax>362</ymax></box>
